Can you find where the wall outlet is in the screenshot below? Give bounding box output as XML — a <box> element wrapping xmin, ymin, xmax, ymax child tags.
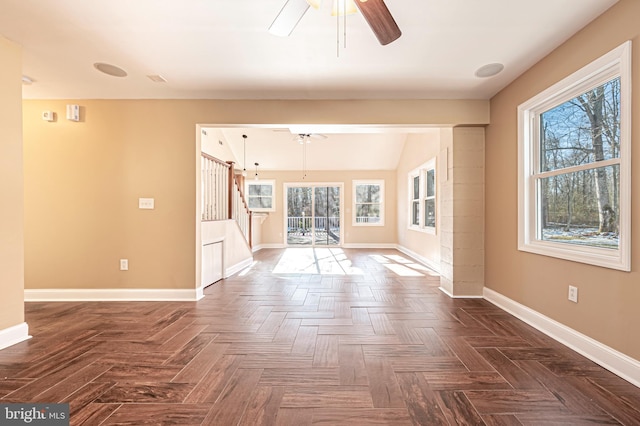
<box><xmin>568</xmin><ymin>285</ymin><xmax>578</xmax><ymax>303</ymax></box>
<box><xmin>120</xmin><ymin>259</ymin><xmax>129</xmax><ymax>271</ymax></box>
<box><xmin>139</xmin><ymin>198</ymin><xmax>155</xmax><ymax>209</ymax></box>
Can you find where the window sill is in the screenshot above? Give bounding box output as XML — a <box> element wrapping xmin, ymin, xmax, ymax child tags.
<box><xmin>518</xmin><ymin>240</ymin><xmax>629</xmax><ymax>272</ymax></box>
<box><xmin>408</xmin><ymin>225</ymin><xmax>436</xmax><ymax>235</ymax></box>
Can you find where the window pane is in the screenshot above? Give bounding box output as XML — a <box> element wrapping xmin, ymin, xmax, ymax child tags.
<box><xmin>287</xmin><ymin>187</ymin><xmax>312</xmax><ymax>217</ymax></box>
<box><xmin>315</xmin><ymin>186</ymin><xmax>340</xmax><ymax>218</ymax></box>
<box><xmin>426</xmin><ymin>169</ymin><xmax>435</xmax><ymax>197</ymax></box>
<box><xmin>540</xmin><ymin>77</ymin><xmax>620</xmax><ymax>172</ymax></box>
<box><xmin>248</xmin><ymin>197</ymin><xmax>260</xmax><ymax>209</ymax></box>
<box><xmin>249</xmin><ymin>184</ymin><xmax>272</xmax><ymax>196</ymax></box>
<box><xmin>413</xmin><ymin>176</ymin><xmax>420</xmax><ymax>199</ymax></box>
<box><xmin>356</xmin><ymin>204</ymin><xmax>380</xmax><ymax>223</ymax></box>
<box><xmin>248</xmin><ymin>196</ymin><xmax>272</xmax><ymax>209</ymax></box>
<box><xmin>356</xmin><ymin>184</ymin><xmax>380</xmax><ymax>203</ymax></box>
<box><xmin>425</xmin><ymin>199</ymin><xmax>436</xmax><ymax>228</ymax></box>
<box><xmin>539</xmin><ymin>164</ymin><xmax>619</xmax><ymax>249</ymax></box>
<box><xmin>412</xmin><ymin>201</ymin><xmax>419</xmax><ymax>226</ymax></box>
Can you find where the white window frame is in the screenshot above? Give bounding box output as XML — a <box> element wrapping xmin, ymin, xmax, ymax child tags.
<box><xmin>424</xmin><ymin>167</ymin><xmax>436</xmax><ymax>229</ymax></box>
<box><xmin>408</xmin><ymin>158</ymin><xmax>436</xmax><ymax>234</ymax></box>
<box><xmin>410</xmin><ymin>173</ymin><xmax>420</xmax><ymax>227</ymax></box>
<box><xmin>353</xmin><ymin>180</ymin><xmax>385</xmax><ymax>226</ymax></box>
<box><xmin>246</xmin><ymin>179</ymin><xmax>276</xmax><ymax>212</ymax></box>
<box><xmin>517</xmin><ymin>41</ymin><xmax>631</xmax><ymax>271</ymax></box>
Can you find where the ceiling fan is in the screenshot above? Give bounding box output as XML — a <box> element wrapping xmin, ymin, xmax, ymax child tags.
<box><xmin>272</xmin><ymin>129</ymin><xmax>328</xmax><ymax>142</ymax></box>
<box><xmin>268</xmin><ymin>0</ymin><xmax>401</xmax><ymax>46</ymax></box>
<box><xmin>294</xmin><ymin>133</ymin><xmax>327</xmax><ymax>144</ymax></box>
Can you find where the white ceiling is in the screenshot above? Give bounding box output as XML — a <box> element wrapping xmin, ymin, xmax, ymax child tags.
<box><xmin>215</xmin><ymin>126</ymin><xmax>438</xmax><ymax>171</ymax></box>
<box><xmin>1</xmin><ymin>0</ymin><xmax>617</xmax><ymax>100</ymax></box>
<box><xmin>1</xmin><ymin>0</ymin><xmax>618</xmax><ymax>171</ymax></box>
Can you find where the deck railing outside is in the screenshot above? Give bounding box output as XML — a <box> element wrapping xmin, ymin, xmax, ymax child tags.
<box><xmin>355</xmin><ymin>216</ymin><xmax>381</xmax><ymax>224</ymax></box>
<box><xmin>287</xmin><ymin>216</ymin><xmax>340</xmax><ymax>233</ymax></box>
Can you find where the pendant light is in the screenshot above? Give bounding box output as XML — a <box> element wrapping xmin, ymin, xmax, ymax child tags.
<box><xmin>242</xmin><ymin>134</ymin><xmax>248</xmax><ymax>177</ymax></box>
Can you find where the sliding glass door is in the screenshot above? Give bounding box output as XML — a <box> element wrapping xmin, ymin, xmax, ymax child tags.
<box><xmin>286</xmin><ymin>184</ymin><xmax>342</xmax><ymax>246</ymax></box>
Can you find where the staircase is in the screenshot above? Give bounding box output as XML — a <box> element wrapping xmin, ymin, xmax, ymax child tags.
<box><xmin>201</xmin><ymin>153</ymin><xmax>252</xmax><ymax>248</ymax></box>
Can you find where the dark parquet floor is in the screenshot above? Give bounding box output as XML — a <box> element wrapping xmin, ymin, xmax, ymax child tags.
<box><xmin>1</xmin><ymin>248</ymin><xmax>639</xmax><ymax>425</ymax></box>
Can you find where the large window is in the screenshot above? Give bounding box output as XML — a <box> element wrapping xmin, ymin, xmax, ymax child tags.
<box><xmin>353</xmin><ymin>180</ymin><xmax>384</xmax><ymax>226</ymax></box>
<box><xmin>518</xmin><ymin>41</ymin><xmax>631</xmax><ymax>271</ymax></box>
<box><xmin>246</xmin><ymin>180</ymin><xmax>275</xmax><ymax>212</ymax></box>
<box><xmin>408</xmin><ymin>158</ymin><xmax>436</xmax><ymax>233</ymax></box>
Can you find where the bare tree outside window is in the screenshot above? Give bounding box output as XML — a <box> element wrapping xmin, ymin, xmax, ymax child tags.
<box><xmin>355</xmin><ymin>183</ymin><xmax>382</xmax><ymax>224</ymax></box>
<box><xmin>539</xmin><ymin>77</ymin><xmax>620</xmax><ymax>249</ymax></box>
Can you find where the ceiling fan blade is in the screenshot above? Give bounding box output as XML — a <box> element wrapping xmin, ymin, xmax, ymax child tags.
<box><xmin>293</xmin><ymin>133</ymin><xmax>327</xmax><ymax>143</ymax></box>
<box><xmin>268</xmin><ymin>0</ymin><xmax>310</xmax><ymax>37</ymax></box>
<box><xmin>309</xmin><ymin>133</ymin><xmax>327</xmax><ymax>140</ymax></box>
<box><xmin>353</xmin><ymin>0</ymin><xmax>401</xmax><ymax>45</ymax></box>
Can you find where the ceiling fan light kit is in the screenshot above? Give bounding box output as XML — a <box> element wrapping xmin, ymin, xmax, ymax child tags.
<box><xmin>268</xmin><ymin>0</ymin><xmax>310</xmax><ymax>37</ymax></box>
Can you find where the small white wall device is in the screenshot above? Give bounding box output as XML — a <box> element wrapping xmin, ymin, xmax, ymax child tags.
<box><xmin>42</xmin><ymin>111</ymin><xmax>55</xmax><ymax>122</ymax></box>
<box><xmin>66</xmin><ymin>104</ymin><xmax>80</xmax><ymax>122</ymax></box>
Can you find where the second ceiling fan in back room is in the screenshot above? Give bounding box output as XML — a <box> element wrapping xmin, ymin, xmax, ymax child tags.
<box><xmin>268</xmin><ymin>0</ymin><xmax>402</xmax><ymax>47</ymax></box>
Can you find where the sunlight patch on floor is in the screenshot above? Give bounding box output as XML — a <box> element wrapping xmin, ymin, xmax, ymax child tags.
<box><xmin>369</xmin><ymin>253</ymin><xmax>439</xmax><ymax>277</ymax></box>
<box><xmin>382</xmin><ymin>263</ymin><xmax>424</xmax><ymax>277</ymax></box>
<box><xmin>273</xmin><ymin>248</ymin><xmax>364</xmax><ymax>275</ymax></box>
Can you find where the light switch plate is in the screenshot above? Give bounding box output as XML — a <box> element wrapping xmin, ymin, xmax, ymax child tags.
<box><xmin>66</xmin><ymin>104</ymin><xmax>80</xmax><ymax>121</ymax></box>
<box><xmin>139</xmin><ymin>198</ymin><xmax>155</xmax><ymax>209</ymax></box>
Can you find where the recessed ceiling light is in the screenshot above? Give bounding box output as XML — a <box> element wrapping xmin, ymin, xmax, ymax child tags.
<box><xmin>93</xmin><ymin>62</ymin><xmax>128</xmax><ymax>77</ymax></box>
<box><xmin>22</xmin><ymin>75</ymin><xmax>34</xmax><ymax>85</ymax></box>
<box><xmin>147</xmin><ymin>74</ymin><xmax>167</xmax><ymax>83</ymax></box>
<box><xmin>475</xmin><ymin>63</ymin><xmax>504</xmax><ymax>78</ymax></box>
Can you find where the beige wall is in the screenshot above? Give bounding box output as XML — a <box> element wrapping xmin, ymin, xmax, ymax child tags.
<box><xmin>254</xmin><ymin>170</ymin><xmax>398</xmax><ymax>246</ymax></box>
<box><xmin>201</xmin><ymin>128</ymin><xmax>237</xmax><ymax>163</ymax></box>
<box><xmin>22</xmin><ymin>99</ymin><xmax>488</xmax><ymax>291</ymax></box>
<box><xmin>396</xmin><ymin>131</ymin><xmax>442</xmax><ymax>269</ymax></box>
<box><xmin>486</xmin><ymin>0</ymin><xmax>640</xmax><ymax>359</ymax></box>
<box><xmin>0</xmin><ymin>37</ymin><xmax>25</xmax><ymax>329</ymax></box>
<box><xmin>24</xmin><ymin>100</ymin><xmax>200</xmax><ymax>290</ymax></box>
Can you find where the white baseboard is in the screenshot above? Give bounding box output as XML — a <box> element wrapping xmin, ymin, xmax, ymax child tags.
<box><xmin>0</xmin><ymin>322</ymin><xmax>31</xmax><ymax>351</ymax></box>
<box><xmin>257</xmin><ymin>244</ymin><xmax>286</xmax><ymax>249</ymax></box>
<box><xmin>257</xmin><ymin>244</ymin><xmax>399</xmax><ymax>250</ymax></box>
<box><xmin>342</xmin><ymin>243</ymin><xmax>398</xmax><ymax>249</ymax></box>
<box><xmin>438</xmin><ymin>286</ymin><xmax>484</xmax><ymax>299</ymax></box>
<box><xmin>225</xmin><ymin>258</ymin><xmax>255</xmax><ymax>278</ymax></box>
<box><xmin>396</xmin><ymin>245</ymin><xmax>441</xmax><ymax>274</ymax></box>
<box><xmin>484</xmin><ymin>287</ymin><xmax>640</xmax><ymax>388</ymax></box>
<box><xmin>25</xmin><ymin>288</ymin><xmax>202</xmax><ymax>302</ymax></box>
<box><xmin>195</xmin><ymin>286</ymin><xmax>205</xmax><ymax>301</ymax></box>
